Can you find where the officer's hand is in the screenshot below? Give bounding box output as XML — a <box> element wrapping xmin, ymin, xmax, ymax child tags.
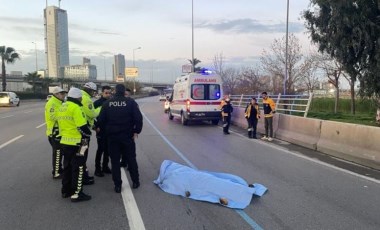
<box><xmin>133</xmin><ymin>133</ymin><xmax>138</xmax><ymax>140</ymax></box>
<box><xmin>96</xmin><ymin>127</ymin><xmax>100</xmax><ymax>133</ymax></box>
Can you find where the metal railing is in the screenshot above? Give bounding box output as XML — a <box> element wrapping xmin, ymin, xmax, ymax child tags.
<box><xmin>229</xmin><ymin>93</ymin><xmax>313</xmax><ymax>117</ymax></box>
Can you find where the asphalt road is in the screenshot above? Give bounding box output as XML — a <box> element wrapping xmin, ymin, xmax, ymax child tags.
<box><xmin>0</xmin><ymin>97</ymin><xmax>379</xmax><ymax>230</ymax></box>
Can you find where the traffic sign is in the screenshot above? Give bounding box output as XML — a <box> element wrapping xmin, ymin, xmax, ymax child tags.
<box><xmin>116</xmin><ymin>75</ymin><xmax>124</xmax><ymax>82</ymax></box>
<box><xmin>182</xmin><ymin>64</ymin><xmax>192</xmax><ymax>73</ymax></box>
<box><xmin>125</xmin><ymin>67</ymin><xmax>139</xmax><ymax>77</ymax></box>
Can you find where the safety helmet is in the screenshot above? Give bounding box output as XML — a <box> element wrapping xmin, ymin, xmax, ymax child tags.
<box><xmin>84</xmin><ymin>82</ymin><xmax>97</xmax><ymax>91</ymax></box>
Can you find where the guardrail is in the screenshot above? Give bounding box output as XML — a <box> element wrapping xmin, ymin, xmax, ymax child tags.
<box><xmin>229</xmin><ymin>93</ymin><xmax>313</xmax><ymax>117</ymax></box>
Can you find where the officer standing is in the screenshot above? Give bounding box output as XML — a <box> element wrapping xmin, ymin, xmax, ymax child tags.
<box><xmin>45</xmin><ymin>86</ymin><xmax>67</xmax><ymax>179</ymax></box>
<box><xmin>261</xmin><ymin>92</ymin><xmax>276</xmax><ymax>142</ymax></box>
<box><xmin>93</xmin><ymin>85</ymin><xmax>112</xmax><ymax>177</ymax></box>
<box><xmin>81</xmin><ymin>82</ymin><xmax>99</xmax><ymax>184</ymax></box>
<box><xmin>244</xmin><ymin>97</ymin><xmax>260</xmax><ymax>139</ymax></box>
<box><xmin>98</xmin><ymin>84</ymin><xmax>143</xmax><ymax>193</ymax></box>
<box><xmin>120</xmin><ymin>87</ymin><xmax>132</xmax><ymax>168</ymax></box>
<box><xmin>57</xmin><ymin>87</ymin><xmax>92</xmax><ymax>202</ymax></box>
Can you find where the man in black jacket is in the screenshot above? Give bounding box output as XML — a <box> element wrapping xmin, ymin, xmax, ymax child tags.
<box><xmin>98</xmin><ymin>84</ymin><xmax>143</xmax><ymax>193</ymax></box>
<box><xmin>94</xmin><ymin>85</ymin><xmax>112</xmax><ymax>177</ymax></box>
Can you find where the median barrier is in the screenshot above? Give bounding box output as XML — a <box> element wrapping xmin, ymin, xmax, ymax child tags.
<box><xmin>317</xmin><ymin>121</ymin><xmax>380</xmax><ymax>170</ymax></box>
<box><xmin>275</xmin><ymin>114</ymin><xmax>321</xmax><ymax>150</ymax></box>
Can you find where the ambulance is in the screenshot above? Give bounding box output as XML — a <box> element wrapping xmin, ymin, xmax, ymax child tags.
<box><xmin>167</xmin><ymin>70</ymin><xmax>223</xmax><ymax>125</ymax></box>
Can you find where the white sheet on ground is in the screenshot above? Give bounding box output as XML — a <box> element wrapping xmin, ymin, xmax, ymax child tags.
<box><xmin>153</xmin><ymin>160</ymin><xmax>267</xmax><ymax>209</ymax></box>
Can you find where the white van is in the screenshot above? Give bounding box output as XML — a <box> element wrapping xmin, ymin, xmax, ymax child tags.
<box><xmin>168</xmin><ymin>71</ymin><xmax>223</xmax><ymax>125</ymax></box>
<box><xmin>0</xmin><ymin>92</ymin><xmax>20</xmax><ymax>107</ymax></box>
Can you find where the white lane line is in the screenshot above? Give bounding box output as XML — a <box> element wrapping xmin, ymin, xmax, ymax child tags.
<box><xmin>229</xmin><ymin>129</ymin><xmax>380</xmax><ymax>185</ymax></box>
<box><xmin>24</xmin><ymin>110</ymin><xmax>33</xmax><ymax>114</ymax></box>
<box><xmin>0</xmin><ymin>135</ymin><xmax>24</xmax><ymax>150</ymax></box>
<box><xmin>0</xmin><ymin>115</ymin><xmax>14</xmax><ymax>119</ymax></box>
<box><xmin>120</xmin><ymin>169</ymin><xmax>146</xmax><ymax>230</ymax></box>
<box><xmin>36</xmin><ymin>122</ymin><xmax>46</xmax><ymax>129</ymax></box>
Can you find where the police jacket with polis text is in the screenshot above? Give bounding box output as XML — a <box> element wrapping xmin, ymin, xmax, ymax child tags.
<box><xmin>97</xmin><ymin>95</ymin><xmax>143</xmax><ymax>137</ymax></box>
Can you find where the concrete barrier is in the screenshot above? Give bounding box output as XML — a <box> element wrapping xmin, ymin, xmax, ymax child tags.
<box><xmin>317</xmin><ymin>121</ymin><xmax>380</xmax><ymax>170</ymax></box>
<box><xmin>275</xmin><ymin>114</ymin><xmax>321</xmax><ymax>150</ymax></box>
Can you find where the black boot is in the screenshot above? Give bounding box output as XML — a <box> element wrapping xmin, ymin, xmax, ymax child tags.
<box><xmin>94</xmin><ymin>168</ymin><xmax>104</xmax><ymax>177</ymax></box>
<box><xmin>248</xmin><ymin>131</ymin><xmax>253</xmax><ymax>138</ymax></box>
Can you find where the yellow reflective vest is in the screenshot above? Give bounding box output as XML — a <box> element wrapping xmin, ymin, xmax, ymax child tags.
<box><xmin>57</xmin><ymin>100</ymin><xmax>87</xmax><ymax>146</ymax></box>
<box><xmin>44</xmin><ymin>96</ymin><xmax>63</xmax><ymax>137</ymax></box>
<box><xmin>81</xmin><ymin>90</ymin><xmax>98</xmax><ymax>126</ymax></box>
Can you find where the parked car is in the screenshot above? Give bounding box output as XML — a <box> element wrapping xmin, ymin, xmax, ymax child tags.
<box><xmin>46</xmin><ymin>94</ymin><xmax>53</xmax><ymax>101</ymax></box>
<box><xmin>0</xmin><ymin>92</ymin><xmax>20</xmax><ymax>106</ymax></box>
<box><xmin>159</xmin><ymin>94</ymin><xmax>167</xmax><ymax>101</ymax></box>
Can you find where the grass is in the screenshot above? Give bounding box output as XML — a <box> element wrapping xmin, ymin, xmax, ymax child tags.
<box><xmin>307</xmin><ymin>111</ymin><xmax>379</xmax><ymax>127</ymax></box>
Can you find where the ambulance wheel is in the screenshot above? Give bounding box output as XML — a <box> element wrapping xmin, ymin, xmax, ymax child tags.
<box><xmin>181</xmin><ymin>113</ymin><xmax>188</xmax><ymax>126</ymax></box>
<box><xmin>211</xmin><ymin>119</ymin><xmax>219</xmax><ymax>125</ymax></box>
<box><xmin>168</xmin><ymin>110</ymin><xmax>174</xmax><ymax>120</ymax></box>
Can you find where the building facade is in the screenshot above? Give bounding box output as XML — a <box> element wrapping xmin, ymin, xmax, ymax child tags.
<box><xmin>64</xmin><ymin>58</ymin><xmax>97</xmax><ymax>80</ymax></box>
<box><xmin>44</xmin><ymin>6</ymin><xmax>69</xmax><ymax>78</ymax></box>
<box><xmin>113</xmin><ymin>54</ymin><xmax>125</xmax><ymax>81</ymax></box>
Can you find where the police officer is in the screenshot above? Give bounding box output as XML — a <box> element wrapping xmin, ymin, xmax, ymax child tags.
<box><xmin>45</xmin><ymin>86</ymin><xmax>67</xmax><ymax>179</ymax></box>
<box><xmin>81</xmin><ymin>82</ymin><xmax>99</xmax><ymax>184</ymax></box>
<box><xmin>93</xmin><ymin>85</ymin><xmax>112</xmax><ymax>177</ymax></box>
<box><xmin>221</xmin><ymin>97</ymin><xmax>233</xmax><ymax>134</ymax></box>
<box><xmin>120</xmin><ymin>87</ymin><xmax>132</xmax><ymax>168</ymax></box>
<box><xmin>57</xmin><ymin>87</ymin><xmax>92</xmax><ymax>202</ymax></box>
<box><xmin>98</xmin><ymin>84</ymin><xmax>143</xmax><ymax>193</ymax></box>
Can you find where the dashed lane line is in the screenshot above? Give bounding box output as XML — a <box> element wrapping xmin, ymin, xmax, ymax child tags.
<box><xmin>0</xmin><ymin>115</ymin><xmax>14</xmax><ymax>119</ymax></box>
<box><xmin>0</xmin><ymin>135</ymin><xmax>24</xmax><ymax>149</ymax></box>
<box><xmin>120</xmin><ymin>168</ymin><xmax>146</xmax><ymax>230</ymax></box>
<box><xmin>36</xmin><ymin>122</ymin><xmax>46</xmax><ymax>129</ymax></box>
<box><xmin>23</xmin><ymin>110</ymin><xmax>33</xmax><ymax>114</ymax></box>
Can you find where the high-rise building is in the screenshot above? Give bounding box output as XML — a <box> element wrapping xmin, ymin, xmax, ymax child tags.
<box><xmin>44</xmin><ymin>6</ymin><xmax>69</xmax><ymax>78</ymax></box>
<box><xmin>113</xmin><ymin>54</ymin><xmax>125</xmax><ymax>81</ymax></box>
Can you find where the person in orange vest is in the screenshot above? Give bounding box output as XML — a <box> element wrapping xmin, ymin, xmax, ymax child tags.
<box><xmin>221</xmin><ymin>97</ymin><xmax>233</xmax><ymax>134</ymax></box>
<box><xmin>261</xmin><ymin>92</ymin><xmax>276</xmax><ymax>141</ymax></box>
<box><xmin>244</xmin><ymin>97</ymin><xmax>260</xmax><ymax>139</ymax></box>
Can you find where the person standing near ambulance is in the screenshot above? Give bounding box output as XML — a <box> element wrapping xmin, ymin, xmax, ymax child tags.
<box><xmin>45</xmin><ymin>86</ymin><xmax>67</xmax><ymax>179</ymax></box>
<box><xmin>80</xmin><ymin>82</ymin><xmax>99</xmax><ymax>184</ymax></box>
<box><xmin>221</xmin><ymin>98</ymin><xmax>233</xmax><ymax>134</ymax></box>
<box><xmin>57</xmin><ymin>87</ymin><xmax>92</xmax><ymax>202</ymax></box>
<box><xmin>98</xmin><ymin>84</ymin><xmax>143</xmax><ymax>193</ymax></box>
<box><xmin>261</xmin><ymin>92</ymin><xmax>276</xmax><ymax>141</ymax></box>
<box><xmin>244</xmin><ymin>97</ymin><xmax>260</xmax><ymax>139</ymax></box>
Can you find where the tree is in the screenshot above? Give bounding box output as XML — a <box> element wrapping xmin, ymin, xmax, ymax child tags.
<box><xmin>41</xmin><ymin>77</ymin><xmax>54</xmax><ymax>94</ymax></box>
<box><xmin>260</xmin><ymin>34</ymin><xmax>304</xmax><ymax>94</ymax></box>
<box><xmin>237</xmin><ymin>67</ymin><xmax>265</xmax><ymax>95</ymax></box>
<box><xmin>0</xmin><ymin>46</ymin><xmax>20</xmax><ymax>91</ymax></box>
<box><xmin>316</xmin><ymin>54</ymin><xmax>345</xmax><ymax>113</ymax></box>
<box><xmin>188</xmin><ymin>58</ymin><xmax>202</xmax><ymax>72</ymax></box>
<box><xmin>212</xmin><ymin>53</ymin><xmax>225</xmax><ymax>77</ymax></box>
<box><xmin>303</xmin><ymin>0</ymin><xmax>380</xmax><ymax>114</ymax></box>
<box><xmin>298</xmin><ymin>52</ymin><xmax>321</xmax><ymax>94</ymax></box>
<box><xmin>24</xmin><ymin>72</ymin><xmax>41</xmax><ymax>94</ymax></box>
<box><xmin>221</xmin><ymin>68</ymin><xmax>240</xmax><ymax>95</ymax></box>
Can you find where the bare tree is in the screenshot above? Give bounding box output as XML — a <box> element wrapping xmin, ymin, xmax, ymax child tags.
<box><xmin>260</xmin><ymin>34</ymin><xmax>304</xmax><ymax>94</ymax></box>
<box><xmin>299</xmin><ymin>53</ymin><xmax>321</xmax><ymax>93</ymax></box>
<box><xmin>222</xmin><ymin>68</ymin><xmax>240</xmax><ymax>95</ymax></box>
<box><xmin>236</xmin><ymin>67</ymin><xmax>265</xmax><ymax>95</ymax></box>
<box><xmin>213</xmin><ymin>52</ymin><xmax>225</xmax><ymax>77</ymax></box>
<box><xmin>316</xmin><ymin>53</ymin><xmax>344</xmax><ymax>113</ymax></box>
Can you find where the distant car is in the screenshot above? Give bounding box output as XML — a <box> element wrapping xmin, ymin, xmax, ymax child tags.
<box><xmin>159</xmin><ymin>94</ymin><xmax>167</xmax><ymax>101</ymax></box>
<box><xmin>164</xmin><ymin>99</ymin><xmax>170</xmax><ymax>113</ymax></box>
<box><xmin>46</xmin><ymin>94</ymin><xmax>53</xmax><ymax>101</ymax></box>
<box><xmin>0</xmin><ymin>91</ymin><xmax>20</xmax><ymax>107</ymax></box>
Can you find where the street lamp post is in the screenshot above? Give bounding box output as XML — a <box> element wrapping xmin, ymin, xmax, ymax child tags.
<box><xmin>191</xmin><ymin>0</ymin><xmax>195</xmax><ymax>72</ymax></box>
<box><xmin>31</xmin><ymin>42</ymin><xmax>38</xmax><ymax>72</ymax></box>
<box><xmin>284</xmin><ymin>0</ymin><xmax>289</xmax><ymax>95</ymax></box>
<box><xmin>133</xmin><ymin>47</ymin><xmax>141</xmax><ymax>95</ymax></box>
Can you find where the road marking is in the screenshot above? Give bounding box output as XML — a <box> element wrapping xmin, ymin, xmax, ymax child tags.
<box><xmin>229</xmin><ymin>129</ymin><xmax>380</xmax><ymax>185</ymax></box>
<box><xmin>0</xmin><ymin>115</ymin><xmax>14</xmax><ymax>119</ymax></box>
<box><xmin>36</xmin><ymin>122</ymin><xmax>46</xmax><ymax>129</ymax></box>
<box><xmin>0</xmin><ymin>135</ymin><xmax>24</xmax><ymax>149</ymax></box>
<box><xmin>24</xmin><ymin>110</ymin><xmax>33</xmax><ymax>114</ymax></box>
<box><xmin>120</xmin><ymin>168</ymin><xmax>146</xmax><ymax>230</ymax></box>
<box><xmin>142</xmin><ymin>112</ymin><xmax>263</xmax><ymax>230</ymax></box>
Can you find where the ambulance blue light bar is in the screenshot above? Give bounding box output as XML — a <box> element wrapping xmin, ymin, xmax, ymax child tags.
<box><xmin>198</xmin><ymin>68</ymin><xmax>214</xmax><ymax>75</ymax></box>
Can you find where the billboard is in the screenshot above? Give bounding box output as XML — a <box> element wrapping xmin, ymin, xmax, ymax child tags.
<box><xmin>125</xmin><ymin>67</ymin><xmax>139</xmax><ymax>77</ymax></box>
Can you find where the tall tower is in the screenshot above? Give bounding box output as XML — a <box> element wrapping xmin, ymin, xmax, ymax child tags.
<box><xmin>113</xmin><ymin>54</ymin><xmax>125</xmax><ymax>81</ymax></box>
<box><xmin>44</xmin><ymin>5</ymin><xmax>69</xmax><ymax>78</ymax></box>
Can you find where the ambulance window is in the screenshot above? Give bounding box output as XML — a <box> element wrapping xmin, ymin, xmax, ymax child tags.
<box><xmin>191</xmin><ymin>85</ymin><xmax>205</xmax><ymax>100</ymax></box>
<box><xmin>209</xmin><ymin>84</ymin><xmax>221</xmax><ymax>100</ymax></box>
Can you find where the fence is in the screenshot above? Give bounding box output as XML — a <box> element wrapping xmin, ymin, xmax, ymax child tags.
<box><xmin>229</xmin><ymin>93</ymin><xmax>313</xmax><ymax>117</ymax></box>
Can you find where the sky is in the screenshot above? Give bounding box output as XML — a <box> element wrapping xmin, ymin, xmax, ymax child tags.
<box><xmin>0</xmin><ymin>0</ymin><xmax>314</xmax><ymax>84</ymax></box>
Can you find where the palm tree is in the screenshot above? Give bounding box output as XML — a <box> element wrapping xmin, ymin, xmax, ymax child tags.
<box><xmin>41</xmin><ymin>77</ymin><xmax>54</xmax><ymax>94</ymax></box>
<box><xmin>1</xmin><ymin>46</ymin><xmax>20</xmax><ymax>91</ymax></box>
<box><xmin>24</xmin><ymin>72</ymin><xmax>41</xmax><ymax>94</ymax></box>
<box><xmin>188</xmin><ymin>58</ymin><xmax>202</xmax><ymax>72</ymax></box>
